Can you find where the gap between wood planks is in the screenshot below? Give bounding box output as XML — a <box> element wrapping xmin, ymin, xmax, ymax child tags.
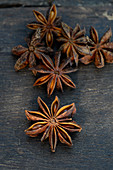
<box><xmin>0</xmin><ymin>4</ymin><xmax>50</xmax><ymax>8</ymax></box>
<box><xmin>0</xmin><ymin>0</ymin><xmax>54</xmax><ymax>8</ymax></box>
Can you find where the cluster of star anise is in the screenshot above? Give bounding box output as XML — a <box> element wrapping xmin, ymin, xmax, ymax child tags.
<box><xmin>12</xmin><ymin>4</ymin><xmax>113</xmax><ymax>152</ymax></box>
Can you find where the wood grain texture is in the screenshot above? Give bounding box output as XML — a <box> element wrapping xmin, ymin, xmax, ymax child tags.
<box><xmin>0</xmin><ymin>0</ymin><xmax>113</xmax><ymax>7</ymax></box>
<box><xmin>0</xmin><ymin>4</ymin><xmax>113</xmax><ymax>170</ymax></box>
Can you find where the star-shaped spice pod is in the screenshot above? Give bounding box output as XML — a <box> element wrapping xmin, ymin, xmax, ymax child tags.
<box><xmin>80</xmin><ymin>26</ymin><xmax>113</xmax><ymax>68</ymax></box>
<box><xmin>25</xmin><ymin>96</ymin><xmax>82</xmax><ymax>152</ymax></box>
<box><xmin>32</xmin><ymin>52</ymin><xmax>77</xmax><ymax>96</ymax></box>
<box><xmin>12</xmin><ymin>38</ymin><xmax>52</xmax><ymax>74</ymax></box>
<box><xmin>27</xmin><ymin>4</ymin><xmax>61</xmax><ymax>47</ymax></box>
<box><xmin>57</xmin><ymin>22</ymin><xmax>90</xmax><ymax>66</ymax></box>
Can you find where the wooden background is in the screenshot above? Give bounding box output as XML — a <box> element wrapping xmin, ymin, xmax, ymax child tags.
<box><xmin>0</xmin><ymin>0</ymin><xmax>113</xmax><ymax>169</ymax></box>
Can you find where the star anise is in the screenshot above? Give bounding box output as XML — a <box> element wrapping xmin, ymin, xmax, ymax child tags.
<box><xmin>32</xmin><ymin>52</ymin><xmax>77</xmax><ymax>95</ymax></box>
<box><xmin>25</xmin><ymin>96</ymin><xmax>82</xmax><ymax>152</ymax></box>
<box><xmin>57</xmin><ymin>22</ymin><xmax>90</xmax><ymax>66</ymax></box>
<box><xmin>27</xmin><ymin>4</ymin><xmax>61</xmax><ymax>47</ymax></box>
<box><xmin>12</xmin><ymin>38</ymin><xmax>51</xmax><ymax>74</ymax></box>
<box><xmin>80</xmin><ymin>27</ymin><xmax>113</xmax><ymax>68</ymax></box>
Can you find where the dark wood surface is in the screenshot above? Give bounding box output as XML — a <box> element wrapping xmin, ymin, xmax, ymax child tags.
<box><xmin>0</xmin><ymin>1</ymin><xmax>113</xmax><ymax>170</ymax></box>
<box><xmin>0</xmin><ymin>0</ymin><xmax>113</xmax><ymax>7</ymax></box>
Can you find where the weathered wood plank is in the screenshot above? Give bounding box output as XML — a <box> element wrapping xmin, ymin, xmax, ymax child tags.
<box><xmin>0</xmin><ymin>0</ymin><xmax>113</xmax><ymax>7</ymax></box>
<box><xmin>0</xmin><ymin>5</ymin><xmax>113</xmax><ymax>170</ymax></box>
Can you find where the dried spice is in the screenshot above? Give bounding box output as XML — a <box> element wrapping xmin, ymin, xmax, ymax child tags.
<box><xmin>25</xmin><ymin>96</ymin><xmax>82</xmax><ymax>152</ymax></box>
<box><xmin>12</xmin><ymin>38</ymin><xmax>52</xmax><ymax>74</ymax></box>
<box><xmin>32</xmin><ymin>52</ymin><xmax>77</xmax><ymax>95</ymax></box>
<box><xmin>11</xmin><ymin>1</ymin><xmax>113</xmax><ymax>153</ymax></box>
<box><xmin>27</xmin><ymin>4</ymin><xmax>61</xmax><ymax>47</ymax></box>
<box><xmin>57</xmin><ymin>22</ymin><xmax>90</xmax><ymax>66</ymax></box>
<box><xmin>80</xmin><ymin>27</ymin><xmax>113</xmax><ymax>68</ymax></box>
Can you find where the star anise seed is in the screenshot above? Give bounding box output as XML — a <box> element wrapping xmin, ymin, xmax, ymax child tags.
<box><xmin>57</xmin><ymin>22</ymin><xmax>90</xmax><ymax>66</ymax></box>
<box><xmin>27</xmin><ymin>4</ymin><xmax>61</xmax><ymax>47</ymax></box>
<box><xmin>80</xmin><ymin>27</ymin><xmax>113</xmax><ymax>68</ymax></box>
<box><xmin>25</xmin><ymin>96</ymin><xmax>82</xmax><ymax>152</ymax></box>
<box><xmin>32</xmin><ymin>52</ymin><xmax>77</xmax><ymax>95</ymax></box>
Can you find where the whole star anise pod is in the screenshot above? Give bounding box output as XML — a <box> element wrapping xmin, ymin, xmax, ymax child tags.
<box><xmin>25</xmin><ymin>96</ymin><xmax>82</xmax><ymax>152</ymax></box>
<box><xmin>32</xmin><ymin>52</ymin><xmax>77</xmax><ymax>95</ymax></box>
<box><xmin>57</xmin><ymin>22</ymin><xmax>90</xmax><ymax>66</ymax></box>
<box><xmin>27</xmin><ymin>4</ymin><xmax>61</xmax><ymax>47</ymax></box>
<box><xmin>80</xmin><ymin>27</ymin><xmax>113</xmax><ymax>68</ymax></box>
<box><xmin>12</xmin><ymin>38</ymin><xmax>51</xmax><ymax>73</ymax></box>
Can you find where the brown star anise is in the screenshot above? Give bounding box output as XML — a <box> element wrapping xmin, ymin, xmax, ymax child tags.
<box><xmin>80</xmin><ymin>27</ymin><xmax>113</xmax><ymax>68</ymax></box>
<box><xmin>57</xmin><ymin>22</ymin><xmax>90</xmax><ymax>66</ymax></box>
<box><xmin>12</xmin><ymin>38</ymin><xmax>51</xmax><ymax>73</ymax></box>
<box><xmin>27</xmin><ymin>4</ymin><xmax>61</xmax><ymax>47</ymax></box>
<box><xmin>25</xmin><ymin>96</ymin><xmax>82</xmax><ymax>152</ymax></box>
<box><xmin>32</xmin><ymin>52</ymin><xmax>77</xmax><ymax>95</ymax></box>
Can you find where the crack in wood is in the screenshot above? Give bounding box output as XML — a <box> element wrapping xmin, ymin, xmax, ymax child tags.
<box><xmin>0</xmin><ymin>4</ymin><xmax>50</xmax><ymax>8</ymax></box>
<box><xmin>0</xmin><ymin>0</ymin><xmax>54</xmax><ymax>8</ymax></box>
<box><xmin>0</xmin><ymin>3</ymin><xmax>23</xmax><ymax>8</ymax></box>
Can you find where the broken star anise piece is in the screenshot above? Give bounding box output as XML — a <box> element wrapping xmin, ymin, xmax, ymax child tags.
<box><xmin>57</xmin><ymin>22</ymin><xmax>90</xmax><ymax>66</ymax></box>
<box><xmin>25</xmin><ymin>96</ymin><xmax>82</xmax><ymax>152</ymax></box>
<box><xmin>12</xmin><ymin>38</ymin><xmax>51</xmax><ymax>74</ymax></box>
<box><xmin>27</xmin><ymin>4</ymin><xmax>61</xmax><ymax>47</ymax></box>
<box><xmin>80</xmin><ymin>27</ymin><xmax>113</xmax><ymax>68</ymax></box>
<box><xmin>32</xmin><ymin>52</ymin><xmax>77</xmax><ymax>96</ymax></box>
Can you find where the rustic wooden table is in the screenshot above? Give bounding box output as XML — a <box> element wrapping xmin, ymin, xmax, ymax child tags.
<box><xmin>0</xmin><ymin>0</ymin><xmax>113</xmax><ymax>169</ymax></box>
